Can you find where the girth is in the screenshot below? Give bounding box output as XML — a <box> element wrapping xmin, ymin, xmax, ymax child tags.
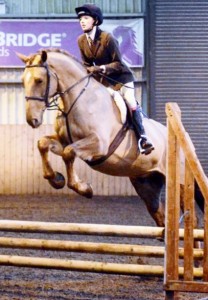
<box><xmin>85</xmin><ymin>119</ymin><xmax>130</xmax><ymax>167</ymax></box>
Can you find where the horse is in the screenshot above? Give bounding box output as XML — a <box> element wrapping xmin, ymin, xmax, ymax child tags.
<box><xmin>16</xmin><ymin>48</ymin><xmax>204</xmax><ymax>229</ymax></box>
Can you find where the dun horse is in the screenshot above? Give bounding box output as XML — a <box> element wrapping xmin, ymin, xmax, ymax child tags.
<box><xmin>17</xmin><ymin>49</ymin><xmax>204</xmax><ymax>228</ymax></box>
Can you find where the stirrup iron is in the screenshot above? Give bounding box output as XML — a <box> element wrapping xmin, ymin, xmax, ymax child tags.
<box><xmin>138</xmin><ymin>135</ymin><xmax>154</xmax><ymax>155</ymax></box>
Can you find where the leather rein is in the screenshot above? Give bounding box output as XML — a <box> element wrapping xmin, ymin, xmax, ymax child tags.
<box><xmin>25</xmin><ymin>63</ymin><xmax>92</xmax><ymax>143</ymax></box>
<box><xmin>24</xmin><ymin>63</ymin><xmax>130</xmax><ymax>166</ymax></box>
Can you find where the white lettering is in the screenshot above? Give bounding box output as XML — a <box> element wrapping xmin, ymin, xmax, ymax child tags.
<box><xmin>51</xmin><ymin>34</ymin><xmax>62</xmax><ymax>46</ymax></box>
<box><xmin>0</xmin><ymin>32</ymin><xmax>64</xmax><ymax>47</ymax></box>
<box><xmin>38</xmin><ymin>33</ymin><xmax>50</xmax><ymax>47</ymax></box>
<box><xmin>0</xmin><ymin>46</ymin><xmax>9</xmax><ymax>56</ymax></box>
<box><xmin>6</xmin><ymin>33</ymin><xmax>17</xmax><ymax>46</ymax></box>
<box><xmin>23</xmin><ymin>34</ymin><xmax>36</xmax><ymax>46</ymax></box>
<box><xmin>0</xmin><ymin>32</ymin><xmax>5</xmax><ymax>46</ymax></box>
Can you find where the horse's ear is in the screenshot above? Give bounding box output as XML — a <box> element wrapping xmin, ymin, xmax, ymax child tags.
<box><xmin>16</xmin><ymin>52</ymin><xmax>29</xmax><ymax>64</ymax></box>
<box><xmin>41</xmin><ymin>50</ymin><xmax>47</xmax><ymax>63</ymax></box>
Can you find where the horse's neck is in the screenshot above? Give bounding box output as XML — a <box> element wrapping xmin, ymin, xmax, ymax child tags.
<box><xmin>50</xmin><ymin>55</ymin><xmax>121</xmax><ymax>129</ymax></box>
<box><xmin>54</xmin><ymin>60</ymin><xmax>86</xmax><ymax>108</ymax></box>
<box><xmin>49</xmin><ymin>53</ymin><xmax>83</xmax><ymax>86</ymax></box>
<box><xmin>61</xmin><ymin>78</ymin><xmax>121</xmax><ymax>128</ymax></box>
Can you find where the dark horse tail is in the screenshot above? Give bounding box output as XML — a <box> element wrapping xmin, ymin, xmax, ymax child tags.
<box><xmin>195</xmin><ymin>181</ymin><xmax>204</xmax><ymax>212</ymax></box>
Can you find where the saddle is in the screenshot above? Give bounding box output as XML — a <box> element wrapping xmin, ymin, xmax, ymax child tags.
<box><xmin>106</xmin><ymin>87</ymin><xmax>127</xmax><ymax>124</ymax></box>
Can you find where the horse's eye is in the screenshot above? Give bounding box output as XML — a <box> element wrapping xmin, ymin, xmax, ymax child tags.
<box><xmin>35</xmin><ymin>78</ymin><xmax>43</xmax><ymax>84</ymax></box>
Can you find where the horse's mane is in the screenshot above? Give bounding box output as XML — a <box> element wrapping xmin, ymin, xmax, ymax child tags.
<box><xmin>28</xmin><ymin>47</ymin><xmax>84</xmax><ymax>68</ymax></box>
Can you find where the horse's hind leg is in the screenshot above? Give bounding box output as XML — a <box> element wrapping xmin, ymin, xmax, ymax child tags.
<box><xmin>38</xmin><ymin>135</ymin><xmax>65</xmax><ymax>189</ymax></box>
<box><xmin>130</xmin><ymin>172</ymin><xmax>165</xmax><ymax>227</ymax></box>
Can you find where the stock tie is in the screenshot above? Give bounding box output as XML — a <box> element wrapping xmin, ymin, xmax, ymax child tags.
<box><xmin>88</xmin><ymin>36</ymin><xmax>93</xmax><ymax>48</ymax></box>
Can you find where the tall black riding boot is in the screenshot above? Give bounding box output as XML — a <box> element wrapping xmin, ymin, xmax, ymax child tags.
<box><xmin>132</xmin><ymin>106</ymin><xmax>154</xmax><ymax>155</ymax></box>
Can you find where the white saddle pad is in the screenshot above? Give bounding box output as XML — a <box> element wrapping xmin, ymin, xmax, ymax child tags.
<box><xmin>107</xmin><ymin>87</ymin><xmax>127</xmax><ymax>124</ymax></box>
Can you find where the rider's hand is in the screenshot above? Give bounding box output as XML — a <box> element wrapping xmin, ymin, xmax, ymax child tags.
<box><xmin>87</xmin><ymin>66</ymin><xmax>102</xmax><ymax>74</ymax></box>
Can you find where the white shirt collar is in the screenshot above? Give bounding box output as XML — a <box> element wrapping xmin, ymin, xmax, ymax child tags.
<box><xmin>86</xmin><ymin>26</ymin><xmax>97</xmax><ymax>41</ymax></box>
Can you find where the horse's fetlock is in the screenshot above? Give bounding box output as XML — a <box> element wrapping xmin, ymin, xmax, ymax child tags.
<box><xmin>44</xmin><ymin>174</ymin><xmax>52</xmax><ymax>179</ymax></box>
<box><xmin>43</xmin><ymin>171</ymin><xmax>55</xmax><ymax>180</ymax></box>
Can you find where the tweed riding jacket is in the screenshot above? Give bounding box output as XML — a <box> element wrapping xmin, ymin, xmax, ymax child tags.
<box><xmin>77</xmin><ymin>27</ymin><xmax>135</xmax><ymax>89</ymax></box>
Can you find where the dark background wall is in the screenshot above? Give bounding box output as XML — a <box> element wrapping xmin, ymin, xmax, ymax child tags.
<box><xmin>148</xmin><ymin>0</ymin><xmax>208</xmax><ymax>174</ymax></box>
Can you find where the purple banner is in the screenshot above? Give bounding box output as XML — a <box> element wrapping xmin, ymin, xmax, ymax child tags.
<box><xmin>0</xmin><ymin>19</ymin><xmax>144</xmax><ymax>67</ymax></box>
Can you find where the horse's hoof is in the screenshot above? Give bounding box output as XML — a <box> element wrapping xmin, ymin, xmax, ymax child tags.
<box><xmin>48</xmin><ymin>172</ymin><xmax>65</xmax><ymax>189</ymax></box>
<box><xmin>83</xmin><ymin>183</ymin><xmax>93</xmax><ymax>198</ymax></box>
<box><xmin>72</xmin><ymin>182</ymin><xmax>93</xmax><ymax>198</ymax></box>
<box><xmin>78</xmin><ymin>183</ymin><xmax>93</xmax><ymax>198</ymax></box>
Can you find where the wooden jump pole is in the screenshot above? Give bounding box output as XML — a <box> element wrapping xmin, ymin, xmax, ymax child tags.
<box><xmin>0</xmin><ymin>254</ymin><xmax>203</xmax><ymax>277</ymax></box>
<box><xmin>164</xmin><ymin>103</ymin><xmax>208</xmax><ymax>299</ymax></box>
<box><xmin>0</xmin><ymin>220</ymin><xmax>204</xmax><ymax>240</ymax></box>
<box><xmin>0</xmin><ymin>220</ymin><xmax>165</xmax><ymax>236</ymax></box>
<box><xmin>0</xmin><ymin>237</ymin><xmax>203</xmax><ymax>259</ymax></box>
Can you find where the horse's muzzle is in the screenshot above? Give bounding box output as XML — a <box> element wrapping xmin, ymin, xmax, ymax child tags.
<box><xmin>27</xmin><ymin>118</ymin><xmax>41</xmax><ymax>128</ymax></box>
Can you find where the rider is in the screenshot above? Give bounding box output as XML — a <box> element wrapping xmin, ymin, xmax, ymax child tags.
<box><xmin>75</xmin><ymin>3</ymin><xmax>154</xmax><ymax>155</ymax></box>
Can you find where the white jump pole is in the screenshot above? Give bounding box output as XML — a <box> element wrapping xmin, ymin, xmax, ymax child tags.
<box><xmin>0</xmin><ymin>236</ymin><xmax>165</xmax><ymax>256</ymax></box>
<box><xmin>0</xmin><ymin>220</ymin><xmax>204</xmax><ymax>240</ymax></box>
<box><xmin>0</xmin><ymin>237</ymin><xmax>203</xmax><ymax>259</ymax></box>
<box><xmin>0</xmin><ymin>255</ymin><xmax>203</xmax><ymax>277</ymax></box>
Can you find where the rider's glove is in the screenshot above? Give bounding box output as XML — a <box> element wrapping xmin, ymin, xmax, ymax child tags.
<box><xmin>87</xmin><ymin>66</ymin><xmax>103</xmax><ymax>74</ymax></box>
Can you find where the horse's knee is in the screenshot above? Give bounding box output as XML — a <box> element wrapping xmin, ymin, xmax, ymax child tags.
<box><xmin>38</xmin><ymin>137</ymin><xmax>50</xmax><ymax>152</ymax></box>
<box><xmin>63</xmin><ymin>146</ymin><xmax>75</xmax><ymax>161</ymax></box>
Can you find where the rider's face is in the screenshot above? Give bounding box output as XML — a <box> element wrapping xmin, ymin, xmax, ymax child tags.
<box><xmin>79</xmin><ymin>15</ymin><xmax>95</xmax><ymax>32</ymax></box>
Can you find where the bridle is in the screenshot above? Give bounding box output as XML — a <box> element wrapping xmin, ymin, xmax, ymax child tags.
<box><xmin>25</xmin><ymin>64</ymin><xmax>53</xmax><ymax>107</ymax></box>
<box><xmin>24</xmin><ymin>62</ymin><xmax>92</xmax><ymax>142</ymax></box>
<box><xmin>25</xmin><ymin>63</ymin><xmax>92</xmax><ymax>109</ymax></box>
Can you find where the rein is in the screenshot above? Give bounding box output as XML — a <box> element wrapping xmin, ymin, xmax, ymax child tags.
<box><xmin>25</xmin><ymin>62</ymin><xmax>130</xmax><ymax>166</ymax></box>
<box><xmin>54</xmin><ymin>74</ymin><xmax>92</xmax><ymax>143</ymax></box>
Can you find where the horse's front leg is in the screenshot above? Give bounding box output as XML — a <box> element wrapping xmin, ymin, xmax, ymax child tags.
<box><xmin>62</xmin><ymin>133</ymin><xmax>106</xmax><ymax>198</ymax></box>
<box><xmin>38</xmin><ymin>135</ymin><xmax>65</xmax><ymax>189</ymax></box>
<box><xmin>62</xmin><ymin>145</ymin><xmax>93</xmax><ymax>198</ymax></box>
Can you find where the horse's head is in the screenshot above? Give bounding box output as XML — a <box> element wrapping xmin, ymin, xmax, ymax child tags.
<box><xmin>17</xmin><ymin>50</ymin><xmax>58</xmax><ymax>128</ymax></box>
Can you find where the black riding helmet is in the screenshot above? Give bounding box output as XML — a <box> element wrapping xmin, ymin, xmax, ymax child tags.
<box><xmin>75</xmin><ymin>4</ymin><xmax>103</xmax><ymax>26</ymax></box>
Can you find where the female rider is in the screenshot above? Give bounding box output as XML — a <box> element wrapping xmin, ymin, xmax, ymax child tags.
<box><xmin>75</xmin><ymin>3</ymin><xmax>154</xmax><ymax>155</ymax></box>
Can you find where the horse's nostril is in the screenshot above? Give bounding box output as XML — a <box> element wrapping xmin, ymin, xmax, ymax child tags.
<box><xmin>30</xmin><ymin>118</ymin><xmax>39</xmax><ymax>128</ymax></box>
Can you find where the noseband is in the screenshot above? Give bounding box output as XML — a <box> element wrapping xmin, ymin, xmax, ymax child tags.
<box><xmin>25</xmin><ymin>63</ymin><xmax>53</xmax><ymax>107</ymax></box>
